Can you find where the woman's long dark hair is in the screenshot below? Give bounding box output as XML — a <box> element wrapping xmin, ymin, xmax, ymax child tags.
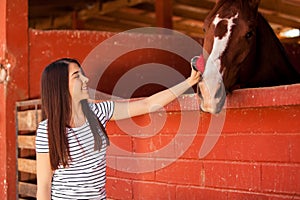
<box><xmin>41</xmin><ymin>58</ymin><xmax>109</xmax><ymax>170</ymax></box>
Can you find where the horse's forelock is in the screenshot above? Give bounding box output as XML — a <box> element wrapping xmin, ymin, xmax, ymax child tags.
<box><xmin>206</xmin><ymin>0</ymin><xmax>227</xmax><ymax>22</ymax></box>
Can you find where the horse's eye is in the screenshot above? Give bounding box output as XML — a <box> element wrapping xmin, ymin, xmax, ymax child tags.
<box><xmin>245</xmin><ymin>31</ymin><xmax>253</xmax><ymax>39</ymax></box>
<box><xmin>203</xmin><ymin>27</ymin><xmax>206</xmax><ymax>33</ymax></box>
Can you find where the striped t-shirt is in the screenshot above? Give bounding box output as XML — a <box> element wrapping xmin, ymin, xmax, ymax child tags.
<box><xmin>36</xmin><ymin>101</ymin><xmax>114</xmax><ymax>200</ymax></box>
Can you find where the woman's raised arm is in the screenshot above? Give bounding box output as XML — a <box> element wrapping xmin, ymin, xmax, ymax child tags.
<box><xmin>111</xmin><ymin>68</ymin><xmax>200</xmax><ymax>121</ymax></box>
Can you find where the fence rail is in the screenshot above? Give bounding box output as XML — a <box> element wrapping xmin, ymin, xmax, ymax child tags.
<box><xmin>16</xmin><ymin>99</ymin><xmax>41</xmax><ymax>199</ymax></box>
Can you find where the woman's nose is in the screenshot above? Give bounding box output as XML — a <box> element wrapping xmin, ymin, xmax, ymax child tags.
<box><xmin>81</xmin><ymin>75</ymin><xmax>89</xmax><ymax>83</ymax></box>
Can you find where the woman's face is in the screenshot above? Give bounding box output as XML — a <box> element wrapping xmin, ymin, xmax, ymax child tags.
<box><xmin>68</xmin><ymin>62</ymin><xmax>90</xmax><ymax>102</ymax></box>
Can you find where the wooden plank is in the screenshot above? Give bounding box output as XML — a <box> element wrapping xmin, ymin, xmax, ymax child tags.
<box><xmin>18</xmin><ymin>182</ymin><xmax>37</xmax><ymax>197</ymax></box>
<box><xmin>17</xmin><ymin>109</ymin><xmax>42</xmax><ymax>131</ymax></box>
<box><xmin>19</xmin><ymin>149</ymin><xmax>35</xmax><ymax>158</ymax></box>
<box><xmin>18</xmin><ymin>135</ymin><xmax>36</xmax><ymax>149</ymax></box>
<box><xmin>100</xmin><ymin>0</ymin><xmax>148</xmax><ymax>14</ymax></box>
<box><xmin>260</xmin><ymin>0</ymin><xmax>300</xmax><ymax>18</ymax></box>
<box><xmin>79</xmin><ymin>0</ymin><xmax>148</xmax><ymax>19</ymax></box>
<box><xmin>19</xmin><ymin>171</ymin><xmax>36</xmax><ymax>182</ymax></box>
<box><xmin>107</xmin><ymin>8</ymin><xmax>155</xmax><ymax>25</ymax></box>
<box><xmin>261</xmin><ymin>12</ymin><xmax>300</xmax><ymax>29</ymax></box>
<box><xmin>16</xmin><ymin>99</ymin><xmax>41</xmax><ymax>107</ymax></box>
<box><xmin>18</xmin><ymin>158</ymin><xmax>36</xmax><ymax>174</ymax></box>
<box><xmin>173</xmin><ymin>4</ymin><xmax>210</xmax><ymax>20</ymax></box>
<box><xmin>155</xmin><ymin>0</ymin><xmax>173</xmax><ymax>28</ymax></box>
<box><xmin>176</xmin><ymin>0</ymin><xmax>215</xmax><ymax>10</ymax></box>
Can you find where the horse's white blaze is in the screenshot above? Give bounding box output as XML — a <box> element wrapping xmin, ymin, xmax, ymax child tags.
<box><xmin>200</xmin><ymin>13</ymin><xmax>239</xmax><ymax>113</ymax></box>
<box><xmin>204</xmin><ymin>13</ymin><xmax>239</xmax><ymax>78</ymax></box>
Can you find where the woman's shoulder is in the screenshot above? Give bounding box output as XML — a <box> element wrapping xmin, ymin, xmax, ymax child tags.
<box><xmin>37</xmin><ymin>119</ymin><xmax>48</xmax><ymax>131</ymax></box>
<box><xmin>88</xmin><ymin>100</ymin><xmax>114</xmax><ymax>111</ymax></box>
<box><xmin>38</xmin><ymin>119</ymin><xmax>48</xmax><ymax>126</ymax></box>
<box><xmin>35</xmin><ymin>119</ymin><xmax>49</xmax><ymax>150</ymax></box>
<box><xmin>88</xmin><ymin>100</ymin><xmax>115</xmax><ymax>121</ymax></box>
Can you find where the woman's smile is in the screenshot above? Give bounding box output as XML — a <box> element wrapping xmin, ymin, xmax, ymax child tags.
<box><xmin>69</xmin><ymin>63</ymin><xmax>90</xmax><ymax>101</ymax></box>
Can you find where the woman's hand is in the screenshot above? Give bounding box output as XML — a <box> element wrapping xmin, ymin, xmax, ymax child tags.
<box><xmin>186</xmin><ymin>68</ymin><xmax>201</xmax><ymax>87</ymax></box>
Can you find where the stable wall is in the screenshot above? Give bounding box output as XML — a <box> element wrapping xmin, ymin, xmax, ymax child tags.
<box><xmin>0</xmin><ymin>0</ymin><xmax>299</xmax><ymax>198</ymax></box>
<box><xmin>29</xmin><ymin>29</ymin><xmax>200</xmax><ymax>99</ymax></box>
<box><xmin>105</xmin><ymin>85</ymin><xmax>300</xmax><ymax>200</ymax></box>
<box><xmin>28</xmin><ymin>29</ymin><xmax>300</xmax><ymax>200</ymax></box>
<box><xmin>0</xmin><ymin>0</ymin><xmax>29</xmax><ymax>199</ymax></box>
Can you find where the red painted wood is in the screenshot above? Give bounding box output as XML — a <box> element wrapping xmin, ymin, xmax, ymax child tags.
<box><xmin>0</xmin><ymin>0</ymin><xmax>298</xmax><ymax>198</ymax></box>
<box><xmin>203</xmin><ymin>161</ymin><xmax>261</xmax><ymax>191</ymax></box>
<box><xmin>28</xmin><ymin>29</ymin><xmax>115</xmax><ymax>98</ymax></box>
<box><xmin>0</xmin><ymin>1</ymin><xmax>8</xmax><ymax>198</ymax></box>
<box><xmin>176</xmin><ymin>186</ymin><xmax>227</xmax><ymax>200</ymax></box>
<box><xmin>155</xmin><ymin>160</ymin><xmax>203</xmax><ymax>185</ymax></box>
<box><xmin>105</xmin><ymin>84</ymin><xmax>300</xmax><ymax>199</ymax></box>
<box><xmin>226</xmin><ymin>84</ymin><xmax>300</xmax><ymax>108</ymax></box>
<box><xmin>155</xmin><ymin>0</ymin><xmax>173</xmax><ymax>29</ymax></box>
<box><xmin>132</xmin><ymin>181</ymin><xmax>176</xmax><ymax>199</ymax></box>
<box><xmin>0</xmin><ymin>0</ymin><xmax>29</xmax><ymax>199</ymax></box>
<box><xmin>29</xmin><ymin>29</ymin><xmax>193</xmax><ymax>99</ymax></box>
<box><xmin>106</xmin><ymin>177</ymin><xmax>133</xmax><ymax>200</ymax></box>
<box><xmin>262</xmin><ymin>164</ymin><xmax>300</xmax><ymax>194</ymax></box>
<box><xmin>3</xmin><ymin>23</ymin><xmax>299</xmax><ymax>200</ymax></box>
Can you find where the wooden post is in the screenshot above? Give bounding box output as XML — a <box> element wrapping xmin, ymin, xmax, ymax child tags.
<box><xmin>0</xmin><ymin>0</ymin><xmax>29</xmax><ymax>199</ymax></box>
<box><xmin>0</xmin><ymin>1</ymin><xmax>8</xmax><ymax>198</ymax></box>
<box><xmin>155</xmin><ymin>0</ymin><xmax>173</xmax><ymax>29</ymax></box>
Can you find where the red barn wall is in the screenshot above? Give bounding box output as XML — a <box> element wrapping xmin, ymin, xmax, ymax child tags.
<box><xmin>105</xmin><ymin>85</ymin><xmax>300</xmax><ymax>200</ymax></box>
<box><xmin>28</xmin><ymin>29</ymin><xmax>199</xmax><ymax>99</ymax></box>
<box><xmin>0</xmin><ymin>25</ymin><xmax>298</xmax><ymax>199</ymax></box>
<box><xmin>28</xmin><ymin>29</ymin><xmax>300</xmax><ymax>200</ymax></box>
<box><xmin>29</xmin><ymin>30</ymin><xmax>114</xmax><ymax>98</ymax></box>
<box><xmin>0</xmin><ymin>0</ymin><xmax>298</xmax><ymax>198</ymax></box>
<box><xmin>0</xmin><ymin>0</ymin><xmax>29</xmax><ymax>199</ymax></box>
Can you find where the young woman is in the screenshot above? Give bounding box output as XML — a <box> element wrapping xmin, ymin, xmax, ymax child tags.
<box><xmin>36</xmin><ymin>58</ymin><xmax>200</xmax><ymax>200</ymax></box>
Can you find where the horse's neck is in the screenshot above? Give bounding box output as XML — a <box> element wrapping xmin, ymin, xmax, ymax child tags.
<box><xmin>251</xmin><ymin>13</ymin><xmax>300</xmax><ymax>86</ymax></box>
<box><xmin>257</xmin><ymin>14</ymin><xmax>290</xmax><ymax>67</ymax></box>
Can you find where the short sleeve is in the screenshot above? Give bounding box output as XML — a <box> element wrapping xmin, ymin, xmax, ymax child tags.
<box><xmin>90</xmin><ymin>101</ymin><xmax>114</xmax><ymax>127</ymax></box>
<box><xmin>35</xmin><ymin>120</ymin><xmax>49</xmax><ymax>153</ymax></box>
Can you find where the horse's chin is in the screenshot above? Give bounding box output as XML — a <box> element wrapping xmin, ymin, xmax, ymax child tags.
<box><xmin>199</xmin><ymin>98</ymin><xmax>225</xmax><ymax>114</ymax></box>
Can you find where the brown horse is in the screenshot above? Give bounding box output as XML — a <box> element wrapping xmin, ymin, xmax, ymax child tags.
<box><xmin>192</xmin><ymin>0</ymin><xmax>300</xmax><ymax>114</ymax></box>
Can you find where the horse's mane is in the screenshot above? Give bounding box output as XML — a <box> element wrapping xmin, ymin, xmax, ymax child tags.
<box><xmin>244</xmin><ymin>12</ymin><xmax>300</xmax><ymax>87</ymax></box>
<box><xmin>257</xmin><ymin>13</ymin><xmax>292</xmax><ymax>67</ymax></box>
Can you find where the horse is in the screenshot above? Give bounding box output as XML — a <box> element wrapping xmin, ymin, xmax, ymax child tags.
<box><xmin>192</xmin><ymin>0</ymin><xmax>300</xmax><ymax>114</ymax></box>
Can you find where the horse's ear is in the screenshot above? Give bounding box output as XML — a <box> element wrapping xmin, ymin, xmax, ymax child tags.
<box><xmin>249</xmin><ymin>0</ymin><xmax>260</xmax><ymax>10</ymax></box>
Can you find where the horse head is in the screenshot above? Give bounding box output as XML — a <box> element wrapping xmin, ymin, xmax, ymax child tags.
<box><xmin>194</xmin><ymin>0</ymin><xmax>260</xmax><ymax>114</ymax></box>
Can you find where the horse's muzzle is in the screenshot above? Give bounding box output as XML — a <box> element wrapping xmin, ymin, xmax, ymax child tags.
<box><xmin>197</xmin><ymin>79</ymin><xmax>226</xmax><ymax>114</ymax></box>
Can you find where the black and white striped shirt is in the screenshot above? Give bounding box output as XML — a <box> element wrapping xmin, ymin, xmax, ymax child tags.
<box><xmin>36</xmin><ymin>101</ymin><xmax>114</xmax><ymax>200</ymax></box>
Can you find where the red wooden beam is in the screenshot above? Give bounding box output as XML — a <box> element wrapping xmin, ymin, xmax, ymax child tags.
<box><xmin>0</xmin><ymin>0</ymin><xmax>8</xmax><ymax>198</ymax></box>
<box><xmin>155</xmin><ymin>0</ymin><xmax>173</xmax><ymax>29</ymax></box>
<box><xmin>0</xmin><ymin>0</ymin><xmax>29</xmax><ymax>199</ymax></box>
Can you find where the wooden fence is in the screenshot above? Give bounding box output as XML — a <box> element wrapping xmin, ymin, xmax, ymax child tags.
<box><xmin>16</xmin><ymin>99</ymin><xmax>41</xmax><ymax>199</ymax></box>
